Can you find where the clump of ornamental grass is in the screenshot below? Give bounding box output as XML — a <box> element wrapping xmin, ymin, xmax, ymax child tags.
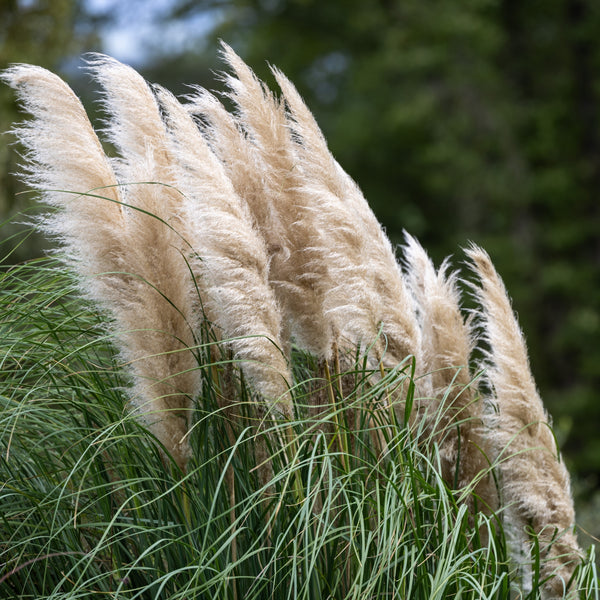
<box><xmin>1</xmin><ymin>49</ymin><xmax>595</xmax><ymax>598</ymax></box>
<box><xmin>1</xmin><ymin>235</ymin><xmax>598</xmax><ymax>599</ymax></box>
<box><xmin>1</xmin><ymin>57</ymin><xmax>293</xmax><ymax>476</ymax></box>
<box><xmin>0</xmin><ymin>242</ymin><xmax>593</xmax><ymax>599</ymax></box>
<box><xmin>1</xmin><ymin>63</ymin><xmax>202</xmax><ymax>471</ymax></box>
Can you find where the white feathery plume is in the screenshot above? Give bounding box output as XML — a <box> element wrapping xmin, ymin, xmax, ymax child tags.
<box><xmin>3</xmin><ymin>62</ymin><xmax>201</xmax><ymax>471</ymax></box>
<box><xmin>403</xmin><ymin>234</ymin><xmax>496</xmax><ymax>510</ymax></box>
<box><xmin>86</xmin><ymin>55</ymin><xmax>206</xmax><ymax>471</ymax></box>
<box><xmin>198</xmin><ymin>44</ymin><xmax>420</xmax><ymax>375</ymax></box>
<box><xmin>186</xmin><ymin>43</ymin><xmax>334</xmax><ymax>359</ymax></box>
<box><xmin>467</xmin><ymin>245</ymin><xmax>581</xmax><ymax>599</ymax></box>
<box><xmin>184</xmin><ymin>85</ymin><xmax>268</xmax><ymax>231</ymax></box>
<box><xmin>153</xmin><ymin>84</ymin><xmax>293</xmax><ymax>417</ymax></box>
<box><xmin>271</xmin><ymin>64</ymin><xmax>422</xmax><ymax>376</ymax></box>
<box><xmin>1</xmin><ymin>65</ymin><xmax>124</xmax><ymax>260</ymax></box>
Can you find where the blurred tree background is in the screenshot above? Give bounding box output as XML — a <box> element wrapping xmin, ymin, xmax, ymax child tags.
<box><xmin>1</xmin><ymin>0</ymin><xmax>599</xmax><ymax>537</ymax></box>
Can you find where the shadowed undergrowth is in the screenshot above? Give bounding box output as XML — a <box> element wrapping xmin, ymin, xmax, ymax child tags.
<box><xmin>1</xmin><ymin>252</ymin><xmax>597</xmax><ymax>599</ymax></box>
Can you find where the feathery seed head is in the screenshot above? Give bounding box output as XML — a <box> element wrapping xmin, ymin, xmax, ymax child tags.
<box><xmin>155</xmin><ymin>84</ymin><xmax>294</xmax><ymax>418</ymax></box>
<box><xmin>467</xmin><ymin>244</ymin><xmax>581</xmax><ymax>596</ymax></box>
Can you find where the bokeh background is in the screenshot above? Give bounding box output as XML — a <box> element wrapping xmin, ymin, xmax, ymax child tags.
<box><xmin>2</xmin><ymin>0</ymin><xmax>599</xmax><ymax>546</ymax></box>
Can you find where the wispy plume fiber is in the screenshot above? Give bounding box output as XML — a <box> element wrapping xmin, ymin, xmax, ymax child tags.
<box><xmin>272</xmin><ymin>65</ymin><xmax>421</xmax><ymax>373</ymax></box>
<box><xmin>1</xmin><ymin>65</ymin><xmax>123</xmax><ymax>257</ymax></box>
<box><xmin>468</xmin><ymin>245</ymin><xmax>581</xmax><ymax>598</ymax></box>
<box><xmin>3</xmin><ymin>62</ymin><xmax>201</xmax><ymax>471</ymax></box>
<box><xmin>154</xmin><ymin>84</ymin><xmax>293</xmax><ymax>417</ymax></box>
<box><xmin>198</xmin><ymin>43</ymin><xmax>420</xmax><ymax>378</ymax></box>
<box><xmin>192</xmin><ymin>43</ymin><xmax>335</xmax><ymax>359</ymax></box>
<box><xmin>87</xmin><ymin>55</ymin><xmax>204</xmax><ymax>471</ymax></box>
<box><xmin>403</xmin><ymin>235</ymin><xmax>495</xmax><ymax>509</ymax></box>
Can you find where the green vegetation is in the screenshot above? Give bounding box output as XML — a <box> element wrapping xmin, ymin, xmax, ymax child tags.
<box><xmin>1</xmin><ymin>228</ymin><xmax>597</xmax><ymax>598</ymax></box>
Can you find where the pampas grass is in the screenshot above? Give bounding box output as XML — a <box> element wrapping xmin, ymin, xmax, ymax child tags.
<box><xmin>198</xmin><ymin>43</ymin><xmax>335</xmax><ymax>359</ymax></box>
<box><xmin>273</xmin><ymin>65</ymin><xmax>421</xmax><ymax>373</ymax></box>
<box><xmin>403</xmin><ymin>234</ymin><xmax>497</xmax><ymax>513</ymax></box>
<box><xmin>2</xmin><ymin>48</ymin><xmax>594</xmax><ymax>598</ymax></box>
<box><xmin>1</xmin><ymin>64</ymin><xmax>200</xmax><ymax>471</ymax></box>
<box><xmin>206</xmin><ymin>43</ymin><xmax>421</xmax><ymax>372</ymax></box>
<box><xmin>86</xmin><ymin>54</ymin><xmax>203</xmax><ymax>470</ymax></box>
<box><xmin>468</xmin><ymin>245</ymin><xmax>582</xmax><ymax>598</ymax></box>
<box><xmin>154</xmin><ymin>83</ymin><xmax>293</xmax><ymax>417</ymax></box>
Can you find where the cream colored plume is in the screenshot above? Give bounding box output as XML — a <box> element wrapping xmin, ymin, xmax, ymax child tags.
<box><xmin>201</xmin><ymin>43</ymin><xmax>420</xmax><ymax>373</ymax></box>
<box><xmin>272</xmin><ymin>64</ymin><xmax>421</xmax><ymax>373</ymax></box>
<box><xmin>186</xmin><ymin>43</ymin><xmax>334</xmax><ymax>359</ymax></box>
<box><xmin>403</xmin><ymin>234</ymin><xmax>496</xmax><ymax>510</ymax></box>
<box><xmin>153</xmin><ymin>84</ymin><xmax>293</xmax><ymax>418</ymax></box>
<box><xmin>3</xmin><ymin>62</ymin><xmax>201</xmax><ymax>471</ymax></box>
<box><xmin>467</xmin><ymin>245</ymin><xmax>581</xmax><ymax>599</ymax></box>
<box><xmin>1</xmin><ymin>65</ymin><xmax>123</xmax><ymax>260</ymax></box>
